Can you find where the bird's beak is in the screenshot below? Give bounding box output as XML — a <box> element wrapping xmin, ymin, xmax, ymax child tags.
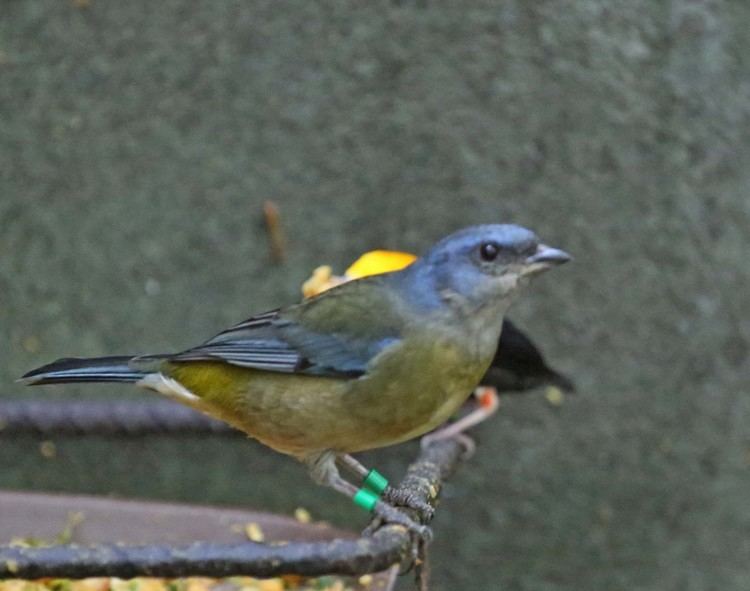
<box><xmin>522</xmin><ymin>244</ymin><xmax>571</xmax><ymax>275</ymax></box>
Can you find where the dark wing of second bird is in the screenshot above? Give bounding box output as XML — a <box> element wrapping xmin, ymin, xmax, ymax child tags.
<box><xmin>485</xmin><ymin>319</ymin><xmax>574</xmax><ymax>393</ymax></box>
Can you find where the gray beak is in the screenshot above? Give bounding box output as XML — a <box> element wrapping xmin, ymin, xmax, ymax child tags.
<box><xmin>526</xmin><ymin>244</ymin><xmax>571</xmax><ymax>266</ymax></box>
<box><xmin>522</xmin><ymin>244</ymin><xmax>571</xmax><ymax>274</ymax></box>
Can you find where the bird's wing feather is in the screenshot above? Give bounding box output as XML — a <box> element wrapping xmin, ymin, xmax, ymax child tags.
<box><xmin>170</xmin><ymin>276</ymin><xmax>406</xmax><ymax>378</ymax></box>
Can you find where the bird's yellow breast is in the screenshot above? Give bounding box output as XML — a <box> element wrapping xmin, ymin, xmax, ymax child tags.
<box><xmin>162</xmin><ymin>331</ymin><xmax>492</xmax><ymax>459</ymax></box>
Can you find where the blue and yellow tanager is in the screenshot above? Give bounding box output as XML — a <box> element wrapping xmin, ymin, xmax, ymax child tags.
<box><xmin>21</xmin><ymin>224</ymin><xmax>570</xmax><ymax>535</ymax></box>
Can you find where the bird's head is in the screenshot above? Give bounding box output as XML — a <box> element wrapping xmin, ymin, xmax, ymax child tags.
<box><xmin>414</xmin><ymin>224</ymin><xmax>571</xmax><ymax>310</ymax></box>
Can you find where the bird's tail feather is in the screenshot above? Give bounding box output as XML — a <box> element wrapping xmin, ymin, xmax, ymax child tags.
<box><xmin>19</xmin><ymin>356</ymin><xmax>149</xmax><ymax>386</ymax></box>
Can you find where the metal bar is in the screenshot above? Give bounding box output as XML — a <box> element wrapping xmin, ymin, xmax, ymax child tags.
<box><xmin>0</xmin><ymin>439</ymin><xmax>465</xmax><ymax>579</ymax></box>
<box><xmin>0</xmin><ymin>400</ymin><xmax>234</xmax><ymax>436</ymax></box>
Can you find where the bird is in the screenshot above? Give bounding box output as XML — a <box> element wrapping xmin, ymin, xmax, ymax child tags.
<box><xmin>21</xmin><ymin>224</ymin><xmax>570</xmax><ymax>536</ymax></box>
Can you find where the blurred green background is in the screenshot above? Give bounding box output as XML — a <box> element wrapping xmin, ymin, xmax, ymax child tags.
<box><xmin>2</xmin><ymin>1</ymin><xmax>750</xmax><ymax>589</ymax></box>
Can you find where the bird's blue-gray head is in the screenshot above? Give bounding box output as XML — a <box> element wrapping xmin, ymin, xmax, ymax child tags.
<box><xmin>396</xmin><ymin>224</ymin><xmax>570</xmax><ymax>313</ymax></box>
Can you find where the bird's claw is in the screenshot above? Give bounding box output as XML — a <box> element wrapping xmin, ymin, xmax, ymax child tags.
<box><xmin>362</xmin><ymin>515</ymin><xmax>384</xmax><ymax>537</ymax></box>
<box><xmin>382</xmin><ymin>486</ymin><xmax>435</xmax><ymax>522</ymax></box>
<box><xmin>364</xmin><ymin>501</ymin><xmax>433</xmax><ymax>545</ymax></box>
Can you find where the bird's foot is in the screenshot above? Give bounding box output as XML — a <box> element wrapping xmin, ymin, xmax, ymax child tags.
<box><xmin>382</xmin><ymin>486</ymin><xmax>435</xmax><ymax>522</ymax></box>
<box><xmin>363</xmin><ymin>501</ymin><xmax>433</xmax><ymax>544</ymax></box>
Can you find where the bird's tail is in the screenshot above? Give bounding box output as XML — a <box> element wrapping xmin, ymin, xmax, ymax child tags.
<box><xmin>19</xmin><ymin>356</ymin><xmax>149</xmax><ymax>386</ymax></box>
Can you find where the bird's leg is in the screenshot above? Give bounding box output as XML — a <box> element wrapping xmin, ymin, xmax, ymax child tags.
<box><xmin>420</xmin><ymin>386</ymin><xmax>499</xmax><ymax>458</ymax></box>
<box><xmin>336</xmin><ymin>454</ymin><xmax>435</xmax><ymax>522</ymax></box>
<box><xmin>336</xmin><ymin>453</ymin><xmax>369</xmax><ymax>478</ymax></box>
<box><xmin>334</xmin><ymin>454</ymin><xmax>433</xmax><ymax>580</ymax></box>
<box><xmin>309</xmin><ymin>452</ymin><xmax>432</xmax><ymax>542</ymax></box>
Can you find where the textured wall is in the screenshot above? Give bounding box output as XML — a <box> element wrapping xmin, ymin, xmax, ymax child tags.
<box><xmin>2</xmin><ymin>1</ymin><xmax>750</xmax><ymax>589</ymax></box>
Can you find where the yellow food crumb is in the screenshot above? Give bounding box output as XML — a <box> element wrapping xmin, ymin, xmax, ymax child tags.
<box><xmin>226</xmin><ymin>576</ymin><xmax>258</xmax><ymax>589</ymax></box>
<box><xmin>280</xmin><ymin>575</ymin><xmax>303</xmax><ymax>587</ymax></box>
<box><xmin>22</xmin><ymin>335</ymin><xmax>41</xmax><ymax>353</ymax></box>
<box><xmin>69</xmin><ymin>578</ymin><xmax>110</xmax><ymax>591</ymax></box>
<box><xmin>256</xmin><ymin>579</ymin><xmax>284</xmax><ymax>591</ymax></box>
<box><xmin>357</xmin><ymin>574</ymin><xmax>373</xmax><ymax>586</ymax></box>
<box><xmin>136</xmin><ymin>578</ymin><xmax>168</xmax><ymax>591</ymax></box>
<box><xmin>4</xmin><ymin>560</ymin><xmax>18</xmax><ymax>574</ymax></box>
<box><xmin>245</xmin><ymin>522</ymin><xmax>264</xmax><ymax>543</ymax></box>
<box><xmin>39</xmin><ymin>441</ymin><xmax>57</xmax><ymax>459</ymax></box>
<box><xmin>184</xmin><ymin>578</ymin><xmax>215</xmax><ymax>591</ymax></box>
<box><xmin>301</xmin><ymin>265</ymin><xmax>341</xmax><ymax>298</ymax></box>
<box><xmin>293</xmin><ymin>507</ymin><xmax>312</xmax><ymax>524</ymax></box>
<box><xmin>7</xmin><ymin>583</ymin><xmax>45</xmax><ymax>591</ymax></box>
<box><xmin>544</xmin><ymin>386</ymin><xmax>564</xmax><ymax>406</ymax></box>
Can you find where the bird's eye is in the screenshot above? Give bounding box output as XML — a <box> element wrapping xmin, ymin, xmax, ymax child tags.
<box><xmin>479</xmin><ymin>242</ymin><xmax>500</xmax><ymax>262</ymax></box>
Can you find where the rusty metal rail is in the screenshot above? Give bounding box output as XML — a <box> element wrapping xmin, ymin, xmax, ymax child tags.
<box><xmin>0</xmin><ymin>399</ymin><xmax>233</xmax><ymax>436</ymax></box>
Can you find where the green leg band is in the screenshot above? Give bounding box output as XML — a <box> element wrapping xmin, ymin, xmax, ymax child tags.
<box><xmin>363</xmin><ymin>469</ymin><xmax>389</xmax><ymax>496</ymax></box>
<box><xmin>353</xmin><ymin>488</ymin><xmax>379</xmax><ymax>512</ymax></box>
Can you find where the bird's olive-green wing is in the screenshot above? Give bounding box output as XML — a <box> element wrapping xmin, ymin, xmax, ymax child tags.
<box><xmin>169</xmin><ymin>275</ymin><xmax>408</xmax><ymax>378</ymax></box>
